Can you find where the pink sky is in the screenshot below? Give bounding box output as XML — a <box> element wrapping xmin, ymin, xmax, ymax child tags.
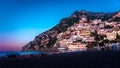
<box><xmin>0</xmin><ymin>38</ymin><xmax>25</xmax><ymax>51</ymax></box>
<box><xmin>0</xmin><ymin>28</ymin><xmax>48</xmax><ymax>51</ymax></box>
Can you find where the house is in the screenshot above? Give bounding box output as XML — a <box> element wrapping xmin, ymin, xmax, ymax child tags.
<box><xmin>106</xmin><ymin>32</ymin><xmax>116</xmax><ymax>41</ymax></box>
<box><xmin>68</xmin><ymin>43</ymin><xmax>87</xmax><ymax>51</ymax></box>
<box><xmin>118</xmin><ymin>30</ymin><xmax>120</xmax><ymax>35</ymax></box>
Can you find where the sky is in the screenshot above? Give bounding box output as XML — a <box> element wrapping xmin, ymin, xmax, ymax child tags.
<box><xmin>0</xmin><ymin>0</ymin><xmax>120</xmax><ymax>51</ymax></box>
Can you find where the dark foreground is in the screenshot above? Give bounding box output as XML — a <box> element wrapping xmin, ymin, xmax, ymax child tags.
<box><xmin>0</xmin><ymin>51</ymin><xmax>120</xmax><ymax>68</ymax></box>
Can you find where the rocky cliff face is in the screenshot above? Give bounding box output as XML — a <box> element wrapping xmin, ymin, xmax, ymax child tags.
<box><xmin>108</xmin><ymin>11</ymin><xmax>120</xmax><ymax>22</ymax></box>
<box><xmin>22</xmin><ymin>10</ymin><xmax>120</xmax><ymax>52</ymax></box>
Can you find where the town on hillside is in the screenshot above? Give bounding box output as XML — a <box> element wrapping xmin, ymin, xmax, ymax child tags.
<box><xmin>54</xmin><ymin>17</ymin><xmax>120</xmax><ymax>52</ymax></box>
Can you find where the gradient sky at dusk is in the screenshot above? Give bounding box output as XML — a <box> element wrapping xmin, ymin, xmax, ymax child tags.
<box><xmin>0</xmin><ymin>0</ymin><xmax>120</xmax><ymax>51</ymax></box>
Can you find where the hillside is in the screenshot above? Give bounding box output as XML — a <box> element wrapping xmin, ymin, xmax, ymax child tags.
<box><xmin>22</xmin><ymin>10</ymin><xmax>120</xmax><ymax>52</ymax></box>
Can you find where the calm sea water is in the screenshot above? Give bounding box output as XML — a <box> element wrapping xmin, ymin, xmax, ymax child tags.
<box><xmin>0</xmin><ymin>51</ymin><xmax>41</xmax><ymax>57</ymax></box>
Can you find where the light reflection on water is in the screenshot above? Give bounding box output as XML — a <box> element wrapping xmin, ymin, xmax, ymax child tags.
<box><xmin>0</xmin><ymin>51</ymin><xmax>41</xmax><ymax>57</ymax></box>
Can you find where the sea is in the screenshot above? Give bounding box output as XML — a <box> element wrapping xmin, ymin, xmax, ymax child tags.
<box><xmin>0</xmin><ymin>51</ymin><xmax>41</xmax><ymax>57</ymax></box>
